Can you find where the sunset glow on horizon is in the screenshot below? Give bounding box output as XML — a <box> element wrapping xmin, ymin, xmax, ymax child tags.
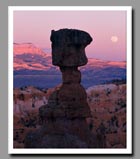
<box><xmin>13</xmin><ymin>10</ymin><xmax>126</xmax><ymax>61</ymax></box>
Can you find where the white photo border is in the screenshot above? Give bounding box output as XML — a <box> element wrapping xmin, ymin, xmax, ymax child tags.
<box><xmin>8</xmin><ymin>6</ymin><xmax>132</xmax><ymax>154</ymax></box>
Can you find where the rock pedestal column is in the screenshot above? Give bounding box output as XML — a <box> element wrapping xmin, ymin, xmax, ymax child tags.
<box><xmin>25</xmin><ymin>29</ymin><xmax>97</xmax><ymax>148</ymax></box>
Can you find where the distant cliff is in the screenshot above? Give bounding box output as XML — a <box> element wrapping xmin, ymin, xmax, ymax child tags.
<box><xmin>13</xmin><ymin>43</ymin><xmax>126</xmax><ymax>89</ymax></box>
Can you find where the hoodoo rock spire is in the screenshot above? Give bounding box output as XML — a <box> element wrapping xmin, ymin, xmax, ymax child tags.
<box><xmin>25</xmin><ymin>29</ymin><xmax>100</xmax><ymax>148</ymax></box>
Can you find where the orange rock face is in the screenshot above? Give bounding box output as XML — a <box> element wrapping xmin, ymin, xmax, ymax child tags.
<box><xmin>86</xmin><ymin>84</ymin><xmax>126</xmax><ymax>148</ymax></box>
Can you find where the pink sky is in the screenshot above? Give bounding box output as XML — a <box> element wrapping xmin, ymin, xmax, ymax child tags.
<box><xmin>13</xmin><ymin>10</ymin><xmax>126</xmax><ymax>61</ymax></box>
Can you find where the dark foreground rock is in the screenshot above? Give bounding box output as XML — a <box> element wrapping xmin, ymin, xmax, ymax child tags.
<box><xmin>25</xmin><ymin>29</ymin><xmax>103</xmax><ymax>148</ymax></box>
<box><xmin>50</xmin><ymin>29</ymin><xmax>92</xmax><ymax>67</ymax></box>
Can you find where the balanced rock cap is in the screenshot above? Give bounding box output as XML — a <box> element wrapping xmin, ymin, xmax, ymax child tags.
<box><xmin>50</xmin><ymin>29</ymin><xmax>93</xmax><ymax>67</ymax></box>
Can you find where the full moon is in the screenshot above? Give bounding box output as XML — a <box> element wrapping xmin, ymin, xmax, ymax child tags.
<box><xmin>111</xmin><ymin>36</ymin><xmax>118</xmax><ymax>43</ymax></box>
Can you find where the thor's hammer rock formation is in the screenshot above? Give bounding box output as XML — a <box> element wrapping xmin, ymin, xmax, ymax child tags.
<box><xmin>25</xmin><ymin>29</ymin><xmax>98</xmax><ymax>148</ymax></box>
